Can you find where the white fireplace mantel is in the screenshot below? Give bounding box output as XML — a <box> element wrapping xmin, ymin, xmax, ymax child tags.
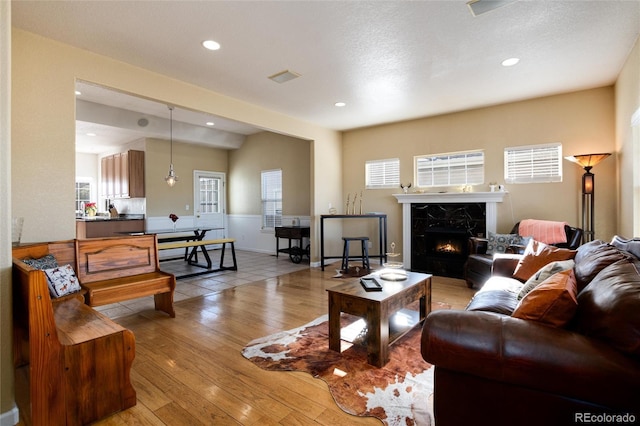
<box><xmin>393</xmin><ymin>191</ymin><xmax>508</xmax><ymax>269</ymax></box>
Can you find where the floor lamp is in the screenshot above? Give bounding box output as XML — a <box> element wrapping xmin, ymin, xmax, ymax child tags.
<box><xmin>565</xmin><ymin>153</ymin><xmax>611</xmax><ymax>243</ymax></box>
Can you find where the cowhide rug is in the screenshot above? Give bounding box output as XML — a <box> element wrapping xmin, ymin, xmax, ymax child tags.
<box><xmin>241</xmin><ymin>305</ymin><xmax>450</xmax><ymax>425</ymax></box>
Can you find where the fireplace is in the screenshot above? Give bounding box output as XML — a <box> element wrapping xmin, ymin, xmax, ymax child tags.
<box><xmin>411</xmin><ymin>203</ymin><xmax>485</xmax><ymax>278</ymax></box>
<box><xmin>393</xmin><ymin>191</ymin><xmax>508</xmax><ymax>275</ymax></box>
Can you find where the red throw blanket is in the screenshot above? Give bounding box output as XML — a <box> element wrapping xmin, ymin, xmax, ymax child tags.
<box><xmin>519</xmin><ymin>219</ymin><xmax>568</xmax><ymax>244</ymax></box>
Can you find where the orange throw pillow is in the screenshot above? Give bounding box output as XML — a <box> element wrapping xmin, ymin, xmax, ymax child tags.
<box><xmin>512</xmin><ymin>239</ymin><xmax>577</xmax><ymax>282</ymax></box>
<box><xmin>512</xmin><ymin>269</ymin><xmax>578</xmax><ymax>327</ymax></box>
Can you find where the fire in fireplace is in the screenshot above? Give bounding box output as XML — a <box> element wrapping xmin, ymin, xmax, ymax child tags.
<box><xmin>436</xmin><ymin>240</ymin><xmax>462</xmax><ymax>254</ymax></box>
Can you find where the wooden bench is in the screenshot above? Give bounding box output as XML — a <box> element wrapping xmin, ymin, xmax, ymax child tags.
<box><xmin>158</xmin><ymin>237</ymin><xmax>238</xmax><ymax>279</ymax></box>
<box><xmin>75</xmin><ymin>235</ymin><xmax>176</xmax><ymax>317</ymax></box>
<box><xmin>12</xmin><ymin>241</ymin><xmax>137</xmax><ymax>425</ymax></box>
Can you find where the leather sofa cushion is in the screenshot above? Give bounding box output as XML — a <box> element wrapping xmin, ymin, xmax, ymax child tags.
<box><xmin>574</xmin><ymin>240</ymin><xmax>633</xmax><ymax>292</ymax></box>
<box><xmin>477</xmin><ymin>275</ymin><xmax>522</xmax><ymax>294</ymax></box>
<box><xmin>467</xmin><ymin>289</ymin><xmax>519</xmax><ymax>315</ymax></box>
<box><xmin>512</xmin><ymin>269</ymin><xmax>578</xmax><ymax>327</ymax></box>
<box><xmin>575</xmin><ymin>260</ymin><xmax>640</xmax><ymax>358</ymax></box>
<box><xmin>512</xmin><ymin>239</ymin><xmax>576</xmax><ymax>282</ymax></box>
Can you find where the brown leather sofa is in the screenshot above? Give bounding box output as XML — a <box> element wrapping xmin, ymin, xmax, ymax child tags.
<box><xmin>464</xmin><ymin>221</ymin><xmax>583</xmax><ymax>289</ymax></box>
<box><xmin>422</xmin><ymin>236</ymin><xmax>640</xmax><ymax>426</ymax></box>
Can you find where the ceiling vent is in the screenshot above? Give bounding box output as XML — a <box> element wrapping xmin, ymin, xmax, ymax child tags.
<box><xmin>467</xmin><ymin>0</ymin><xmax>517</xmax><ymax>17</ymax></box>
<box><xmin>268</xmin><ymin>70</ymin><xmax>301</xmax><ymax>84</ymax></box>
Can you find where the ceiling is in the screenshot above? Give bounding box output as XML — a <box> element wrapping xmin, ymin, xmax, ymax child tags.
<box><xmin>74</xmin><ymin>81</ymin><xmax>258</xmax><ymax>153</ymax></box>
<box><xmin>11</xmin><ymin>0</ymin><xmax>640</xmax><ymax>153</ymax></box>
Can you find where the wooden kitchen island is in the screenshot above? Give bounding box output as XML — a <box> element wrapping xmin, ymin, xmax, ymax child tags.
<box><xmin>76</xmin><ymin>216</ymin><xmax>145</xmax><ymax>238</ymax></box>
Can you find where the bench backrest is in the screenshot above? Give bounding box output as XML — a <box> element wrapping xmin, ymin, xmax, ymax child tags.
<box><xmin>12</xmin><ymin>240</ymin><xmax>77</xmax><ymax>267</ymax></box>
<box><xmin>75</xmin><ymin>235</ymin><xmax>160</xmax><ymax>283</ymax></box>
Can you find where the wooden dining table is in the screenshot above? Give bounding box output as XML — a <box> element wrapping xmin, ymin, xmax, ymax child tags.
<box><xmin>138</xmin><ymin>227</ymin><xmax>223</xmax><ymax>268</ymax></box>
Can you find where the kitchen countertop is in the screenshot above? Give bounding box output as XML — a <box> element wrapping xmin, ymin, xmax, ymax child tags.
<box><xmin>76</xmin><ymin>215</ymin><xmax>145</xmax><ymax>222</ymax></box>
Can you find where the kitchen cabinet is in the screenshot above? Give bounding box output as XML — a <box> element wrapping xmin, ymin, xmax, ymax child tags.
<box><xmin>101</xmin><ymin>150</ymin><xmax>145</xmax><ymax>198</ymax></box>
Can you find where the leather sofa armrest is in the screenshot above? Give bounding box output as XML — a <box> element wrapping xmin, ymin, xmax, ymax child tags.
<box><xmin>491</xmin><ymin>253</ymin><xmax>521</xmax><ymax>277</ymax></box>
<box><xmin>506</xmin><ymin>244</ymin><xmax>525</xmax><ymax>254</ymax></box>
<box><xmin>468</xmin><ymin>237</ymin><xmax>488</xmax><ymax>255</ymax></box>
<box><xmin>421</xmin><ymin>310</ymin><xmax>640</xmax><ymax>410</ymax></box>
<box><xmin>566</xmin><ymin>225</ymin><xmax>584</xmax><ymax>249</ymax></box>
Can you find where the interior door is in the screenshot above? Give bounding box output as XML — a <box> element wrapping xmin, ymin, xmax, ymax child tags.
<box><xmin>193</xmin><ymin>170</ymin><xmax>226</xmax><ymax>239</ymax></box>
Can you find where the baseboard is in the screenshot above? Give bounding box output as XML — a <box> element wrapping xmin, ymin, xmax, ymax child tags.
<box><xmin>0</xmin><ymin>404</ymin><xmax>19</xmax><ymax>426</ymax></box>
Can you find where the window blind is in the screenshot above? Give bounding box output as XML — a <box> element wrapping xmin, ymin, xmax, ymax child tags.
<box><xmin>261</xmin><ymin>169</ymin><xmax>282</xmax><ymax>228</ymax></box>
<box><xmin>415</xmin><ymin>151</ymin><xmax>484</xmax><ymax>187</ymax></box>
<box><xmin>365</xmin><ymin>158</ymin><xmax>400</xmax><ymax>189</ymax></box>
<box><xmin>504</xmin><ymin>143</ymin><xmax>562</xmax><ymax>184</ymax></box>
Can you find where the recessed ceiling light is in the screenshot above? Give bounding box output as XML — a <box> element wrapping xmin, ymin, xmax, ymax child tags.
<box><xmin>75</xmin><ymin>90</ymin><xmax>82</xmax><ymax>96</ymax></box>
<box><xmin>86</xmin><ymin>132</ymin><xmax>96</xmax><ymax>137</ymax></box>
<box><xmin>501</xmin><ymin>57</ymin><xmax>520</xmax><ymax>67</ymax></box>
<box><xmin>202</xmin><ymin>40</ymin><xmax>221</xmax><ymax>51</ymax></box>
<box><xmin>335</xmin><ymin>102</ymin><xmax>346</xmax><ymax>107</ymax></box>
<box><xmin>206</xmin><ymin>121</ymin><xmax>215</xmax><ymax>126</ymax></box>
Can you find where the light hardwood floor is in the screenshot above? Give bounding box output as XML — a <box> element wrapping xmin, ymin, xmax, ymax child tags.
<box><xmin>15</xmin><ymin>253</ymin><xmax>476</xmax><ymax>426</ymax></box>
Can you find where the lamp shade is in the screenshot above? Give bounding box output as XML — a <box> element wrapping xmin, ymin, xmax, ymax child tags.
<box><xmin>582</xmin><ymin>172</ymin><xmax>594</xmax><ymax>194</ymax></box>
<box><xmin>565</xmin><ymin>153</ymin><xmax>611</xmax><ymax>171</ymax></box>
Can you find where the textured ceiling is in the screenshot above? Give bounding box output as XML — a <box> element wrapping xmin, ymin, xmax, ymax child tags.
<box><xmin>11</xmin><ymin>0</ymin><xmax>640</xmax><ymax>151</ymax></box>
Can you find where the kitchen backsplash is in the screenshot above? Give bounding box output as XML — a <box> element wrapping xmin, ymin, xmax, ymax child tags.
<box><xmin>108</xmin><ymin>198</ymin><xmax>146</xmax><ymax>215</ymax></box>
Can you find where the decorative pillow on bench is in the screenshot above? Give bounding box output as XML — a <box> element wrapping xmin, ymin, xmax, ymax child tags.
<box><xmin>22</xmin><ymin>254</ymin><xmax>81</xmax><ymax>298</ymax></box>
<box><xmin>22</xmin><ymin>254</ymin><xmax>59</xmax><ymax>270</ymax></box>
<box><xmin>43</xmin><ymin>264</ymin><xmax>82</xmax><ymax>298</ymax></box>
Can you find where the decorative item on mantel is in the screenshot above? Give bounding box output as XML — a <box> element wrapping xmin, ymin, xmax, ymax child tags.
<box><xmin>85</xmin><ymin>202</ymin><xmax>97</xmax><ymax>217</ymax></box>
<box><xmin>400</xmin><ymin>182</ymin><xmax>412</xmax><ymax>194</ymax></box>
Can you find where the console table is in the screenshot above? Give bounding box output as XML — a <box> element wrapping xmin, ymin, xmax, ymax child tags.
<box><xmin>275</xmin><ymin>226</ymin><xmax>310</xmax><ymax>263</ymax></box>
<box><xmin>320</xmin><ymin>214</ymin><xmax>387</xmax><ymax>270</ymax></box>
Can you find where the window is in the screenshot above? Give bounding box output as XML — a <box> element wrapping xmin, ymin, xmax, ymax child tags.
<box><xmin>261</xmin><ymin>169</ymin><xmax>282</xmax><ymax>229</ymax></box>
<box><xmin>414</xmin><ymin>150</ymin><xmax>484</xmax><ymax>187</ymax></box>
<box><xmin>365</xmin><ymin>158</ymin><xmax>400</xmax><ymax>189</ymax></box>
<box><xmin>75</xmin><ymin>179</ymin><xmax>92</xmax><ymax>213</ymax></box>
<box><xmin>504</xmin><ymin>143</ymin><xmax>562</xmax><ymax>184</ymax></box>
<box><xmin>197</xmin><ymin>175</ymin><xmax>221</xmax><ymax>213</ymax></box>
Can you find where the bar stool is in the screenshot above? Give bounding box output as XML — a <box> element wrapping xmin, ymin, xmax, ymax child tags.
<box><xmin>341</xmin><ymin>236</ymin><xmax>370</xmax><ymax>270</ymax></box>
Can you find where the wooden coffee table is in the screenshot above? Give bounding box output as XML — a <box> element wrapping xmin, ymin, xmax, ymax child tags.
<box><xmin>327</xmin><ymin>271</ymin><xmax>432</xmax><ymax>367</ymax></box>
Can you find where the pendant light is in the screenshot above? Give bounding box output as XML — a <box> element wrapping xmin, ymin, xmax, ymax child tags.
<box><xmin>165</xmin><ymin>106</ymin><xmax>178</xmax><ymax>187</ymax></box>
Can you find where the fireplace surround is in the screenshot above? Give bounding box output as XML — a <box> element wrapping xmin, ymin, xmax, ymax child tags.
<box><xmin>411</xmin><ymin>203</ymin><xmax>485</xmax><ymax>277</ymax></box>
<box><xmin>394</xmin><ymin>192</ymin><xmax>507</xmax><ymax>275</ymax></box>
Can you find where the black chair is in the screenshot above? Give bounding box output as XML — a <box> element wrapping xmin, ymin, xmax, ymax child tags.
<box><xmin>463</xmin><ymin>221</ymin><xmax>583</xmax><ymax>289</ymax></box>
